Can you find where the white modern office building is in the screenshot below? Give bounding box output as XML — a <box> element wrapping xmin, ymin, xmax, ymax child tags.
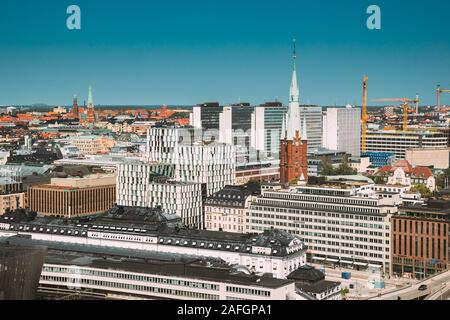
<box><xmin>190</xmin><ymin>102</ymin><xmax>223</xmax><ymax>132</ymax></box>
<box><xmin>364</xmin><ymin>130</ymin><xmax>449</xmax><ymax>160</ymax></box>
<box><xmin>145</xmin><ymin>126</ymin><xmax>236</xmax><ymax>196</ymax></box>
<box><xmin>246</xmin><ymin>183</ymin><xmax>396</xmax><ymax>275</ymax></box>
<box><xmin>39</xmin><ymin>260</ymin><xmax>297</xmax><ymax>300</ymax></box>
<box><xmin>219</xmin><ymin>104</ymin><xmax>255</xmax><ymax>164</ymax></box>
<box><xmin>251</xmin><ymin>103</ymin><xmax>286</xmax><ymax>160</ymax></box>
<box><xmin>323</xmin><ymin>106</ymin><xmax>361</xmax><ymax>157</ymax></box>
<box><xmin>299</xmin><ymin>105</ymin><xmax>323</xmax><ymax>151</ymax></box>
<box><xmin>117</xmin><ymin>162</ymin><xmax>203</xmax><ymax>228</ymax></box>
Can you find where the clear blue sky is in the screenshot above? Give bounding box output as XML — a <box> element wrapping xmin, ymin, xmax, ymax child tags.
<box><xmin>0</xmin><ymin>0</ymin><xmax>449</xmax><ymax>106</ymax></box>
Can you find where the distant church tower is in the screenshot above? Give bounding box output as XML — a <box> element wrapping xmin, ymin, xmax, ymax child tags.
<box><xmin>86</xmin><ymin>85</ymin><xmax>96</xmax><ymax>125</ymax></box>
<box><xmin>71</xmin><ymin>95</ymin><xmax>79</xmax><ymax>119</ymax></box>
<box><xmin>280</xmin><ymin>40</ymin><xmax>308</xmax><ymax>185</ymax></box>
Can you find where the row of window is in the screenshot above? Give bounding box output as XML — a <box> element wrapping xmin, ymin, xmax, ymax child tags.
<box><xmin>225</xmin><ymin>286</ymin><xmax>271</xmax><ymax>297</ymax></box>
<box><xmin>41</xmin><ymin>275</ymin><xmax>220</xmax><ymax>299</ymax></box>
<box><xmin>42</xmin><ymin>267</ymin><xmax>219</xmax><ymax>291</ymax></box>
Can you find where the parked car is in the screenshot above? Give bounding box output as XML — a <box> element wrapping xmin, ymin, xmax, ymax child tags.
<box><xmin>418</xmin><ymin>285</ymin><xmax>428</xmax><ymax>291</ymax></box>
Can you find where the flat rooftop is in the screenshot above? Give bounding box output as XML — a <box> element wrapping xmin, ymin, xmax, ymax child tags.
<box><xmin>1</xmin><ymin>237</ymin><xmax>293</xmax><ymax>289</ymax></box>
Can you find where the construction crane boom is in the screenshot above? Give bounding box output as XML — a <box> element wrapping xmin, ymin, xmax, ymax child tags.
<box><xmin>362</xmin><ymin>76</ymin><xmax>368</xmax><ymax>153</ymax></box>
<box><xmin>437</xmin><ymin>85</ymin><xmax>450</xmax><ymax>113</ymax></box>
<box><xmin>372</xmin><ymin>97</ymin><xmax>420</xmax><ymax>132</ymax></box>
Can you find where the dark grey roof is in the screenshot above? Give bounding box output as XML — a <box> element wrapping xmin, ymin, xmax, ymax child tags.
<box><xmin>295</xmin><ymin>280</ymin><xmax>341</xmax><ymax>295</ymax></box>
<box><xmin>4</xmin><ymin>209</ymin><xmax>304</xmax><ymax>257</ymax></box>
<box><xmin>1</xmin><ymin>236</ymin><xmax>293</xmax><ymax>289</ymax></box>
<box><xmin>205</xmin><ymin>185</ymin><xmax>252</xmax><ymax>208</ymax></box>
<box><xmin>287</xmin><ymin>265</ymin><xmax>325</xmax><ymax>283</ymax></box>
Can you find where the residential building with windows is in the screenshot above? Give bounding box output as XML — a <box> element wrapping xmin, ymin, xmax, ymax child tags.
<box><xmin>374</xmin><ymin>160</ymin><xmax>436</xmax><ymax>192</ymax></box>
<box><xmin>205</xmin><ymin>185</ymin><xmax>255</xmax><ymax>233</ymax></box>
<box><xmin>0</xmin><ymin>192</ymin><xmax>25</xmax><ymax>215</ymax></box>
<box><xmin>59</xmin><ymin>135</ymin><xmax>116</xmax><ymax>155</ymax></box>
<box><xmin>405</xmin><ymin>147</ymin><xmax>450</xmax><ymax>170</ymax></box>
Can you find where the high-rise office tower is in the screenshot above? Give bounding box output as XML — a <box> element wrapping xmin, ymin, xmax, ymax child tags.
<box><xmin>219</xmin><ymin>103</ymin><xmax>255</xmax><ymax>164</ymax></box>
<box><xmin>190</xmin><ymin>102</ymin><xmax>223</xmax><ymax>135</ymax></box>
<box><xmin>251</xmin><ymin>102</ymin><xmax>287</xmax><ymax>159</ymax></box>
<box><xmin>299</xmin><ymin>105</ymin><xmax>323</xmax><ymax>151</ymax></box>
<box><xmin>323</xmin><ymin>106</ymin><xmax>361</xmax><ymax>157</ymax></box>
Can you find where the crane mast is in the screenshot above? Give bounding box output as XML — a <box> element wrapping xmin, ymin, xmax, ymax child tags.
<box><xmin>362</xmin><ymin>76</ymin><xmax>368</xmax><ymax>153</ymax></box>
<box><xmin>437</xmin><ymin>85</ymin><xmax>450</xmax><ymax>113</ymax></box>
<box><xmin>372</xmin><ymin>97</ymin><xmax>420</xmax><ymax>132</ymax></box>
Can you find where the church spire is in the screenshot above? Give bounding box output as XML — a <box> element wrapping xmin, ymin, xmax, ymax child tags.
<box><xmin>86</xmin><ymin>84</ymin><xmax>96</xmax><ymax>125</ymax></box>
<box><xmin>289</xmin><ymin>39</ymin><xmax>299</xmax><ymax>104</ymax></box>
<box><xmin>286</xmin><ymin>39</ymin><xmax>301</xmax><ymax>140</ymax></box>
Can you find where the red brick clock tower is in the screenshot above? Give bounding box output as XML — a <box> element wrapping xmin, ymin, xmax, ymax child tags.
<box><xmin>280</xmin><ymin>39</ymin><xmax>308</xmax><ymax>185</ymax></box>
<box><xmin>280</xmin><ymin>130</ymin><xmax>308</xmax><ymax>185</ymax></box>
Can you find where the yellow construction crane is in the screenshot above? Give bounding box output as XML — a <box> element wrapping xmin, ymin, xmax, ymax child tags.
<box><xmin>437</xmin><ymin>85</ymin><xmax>450</xmax><ymax>113</ymax></box>
<box><xmin>362</xmin><ymin>76</ymin><xmax>368</xmax><ymax>153</ymax></box>
<box><xmin>372</xmin><ymin>97</ymin><xmax>420</xmax><ymax>131</ymax></box>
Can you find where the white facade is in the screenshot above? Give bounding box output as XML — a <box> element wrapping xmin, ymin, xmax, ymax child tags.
<box><xmin>0</xmin><ymin>227</ymin><xmax>306</xmax><ymax>280</ymax></box>
<box><xmin>350</xmin><ymin>157</ymin><xmax>372</xmax><ymax>173</ymax></box>
<box><xmin>299</xmin><ymin>106</ymin><xmax>323</xmax><ymax>151</ymax></box>
<box><xmin>219</xmin><ymin>105</ymin><xmax>255</xmax><ymax>164</ymax></box>
<box><xmin>365</xmin><ymin>130</ymin><xmax>449</xmax><ymax>160</ymax></box>
<box><xmin>387</xmin><ymin>167</ymin><xmax>436</xmax><ymax>192</ymax></box>
<box><xmin>40</xmin><ymin>263</ymin><xmax>296</xmax><ymax>300</ymax></box>
<box><xmin>246</xmin><ymin>184</ymin><xmax>395</xmax><ymax>275</ymax></box>
<box><xmin>116</xmin><ymin>163</ymin><xmax>203</xmax><ymax>228</ymax></box>
<box><xmin>146</xmin><ymin>127</ymin><xmax>236</xmax><ymax>196</ymax></box>
<box><xmin>173</xmin><ymin>143</ymin><xmax>236</xmax><ymax>196</ymax></box>
<box><xmin>205</xmin><ymin>189</ymin><xmax>255</xmax><ymax>234</ymax></box>
<box><xmin>323</xmin><ymin>106</ymin><xmax>361</xmax><ymax>157</ymax></box>
<box><xmin>405</xmin><ymin>148</ymin><xmax>450</xmax><ymax>170</ymax></box>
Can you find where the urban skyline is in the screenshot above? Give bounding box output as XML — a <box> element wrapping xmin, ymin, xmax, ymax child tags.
<box><xmin>0</xmin><ymin>0</ymin><xmax>449</xmax><ymax>106</ymax></box>
<box><xmin>1</xmin><ymin>0</ymin><xmax>450</xmax><ymax>304</ymax></box>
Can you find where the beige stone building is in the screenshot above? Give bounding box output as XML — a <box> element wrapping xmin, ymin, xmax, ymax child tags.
<box><xmin>0</xmin><ymin>192</ymin><xmax>25</xmax><ymax>215</ymax></box>
<box><xmin>205</xmin><ymin>185</ymin><xmax>255</xmax><ymax>233</ymax></box>
<box><xmin>406</xmin><ymin>148</ymin><xmax>450</xmax><ymax>170</ymax></box>
<box><xmin>28</xmin><ymin>174</ymin><xmax>116</xmax><ymax>218</ymax></box>
<box><xmin>63</xmin><ymin>135</ymin><xmax>116</xmax><ymax>155</ymax></box>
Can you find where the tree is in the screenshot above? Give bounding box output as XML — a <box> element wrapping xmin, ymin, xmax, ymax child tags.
<box><xmin>341</xmin><ymin>287</ymin><xmax>350</xmax><ymax>299</ymax></box>
<box><xmin>411</xmin><ymin>184</ymin><xmax>433</xmax><ymax>198</ymax></box>
<box><xmin>368</xmin><ymin>175</ymin><xmax>386</xmax><ymax>184</ymax></box>
<box><xmin>436</xmin><ymin>167</ymin><xmax>450</xmax><ymax>190</ymax></box>
<box><xmin>321</xmin><ymin>158</ymin><xmax>335</xmax><ymax>176</ymax></box>
<box><xmin>321</xmin><ymin>157</ymin><xmax>357</xmax><ymax>176</ymax></box>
